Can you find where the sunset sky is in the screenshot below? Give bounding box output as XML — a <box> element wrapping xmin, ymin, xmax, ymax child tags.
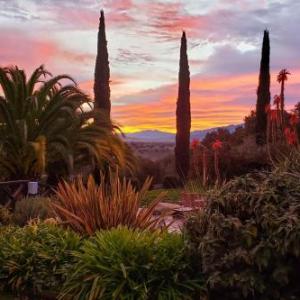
<box><xmin>1</xmin><ymin>0</ymin><xmax>300</xmax><ymax>133</ymax></box>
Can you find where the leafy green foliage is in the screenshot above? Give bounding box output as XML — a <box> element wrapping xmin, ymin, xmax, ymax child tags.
<box><xmin>60</xmin><ymin>227</ymin><xmax>201</xmax><ymax>300</ymax></box>
<box><xmin>13</xmin><ymin>197</ymin><xmax>53</xmax><ymax>226</ymax></box>
<box><xmin>0</xmin><ymin>222</ymin><xmax>81</xmax><ymax>295</ymax></box>
<box><xmin>0</xmin><ymin>65</ymin><xmax>133</xmax><ymax>181</ymax></box>
<box><xmin>185</xmin><ymin>162</ymin><xmax>300</xmax><ymax>299</ymax></box>
<box><xmin>0</xmin><ymin>206</ymin><xmax>12</xmax><ymax>226</ymax></box>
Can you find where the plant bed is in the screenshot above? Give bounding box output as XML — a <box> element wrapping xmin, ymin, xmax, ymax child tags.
<box><xmin>185</xmin><ymin>162</ymin><xmax>300</xmax><ymax>300</ymax></box>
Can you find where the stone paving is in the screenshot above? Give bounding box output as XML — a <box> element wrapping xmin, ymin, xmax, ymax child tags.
<box><xmin>153</xmin><ymin>196</ymin><xmax>207</xmax><ymax>232</ymax></box>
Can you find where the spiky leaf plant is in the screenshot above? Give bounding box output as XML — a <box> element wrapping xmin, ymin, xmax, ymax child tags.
<box><xmin>52</xmin><ymin>171</ymin><xmax>166</xmax><ymax>235</ymax></box>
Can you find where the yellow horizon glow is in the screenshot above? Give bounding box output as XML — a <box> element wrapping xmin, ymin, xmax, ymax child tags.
<box><xmin>83</xmin><ymin>70</ymin><xmax>300</xmax><ymax>134</ymax></box>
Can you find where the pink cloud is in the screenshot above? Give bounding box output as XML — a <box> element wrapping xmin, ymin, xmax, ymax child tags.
<box><xmin>0</xmin><ymin>29</ymin><xmax>93</xmax><ymax>76</ymax></box>
<box><xmin>43</xmin><ymin>1</ymin><xmax>135</xmax><ymax>29</ymax></box>
<box><xmin>138</xmin><ymin>1</ymin><xmax>205</xmax><ymax>41</ymax></box>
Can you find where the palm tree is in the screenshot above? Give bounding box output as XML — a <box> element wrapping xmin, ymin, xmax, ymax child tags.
<box><xmin>277</xmin><ymin>69</ymin><xmax>291</xmax><ymax>123</ymax></box>
<box><xmin>0</xmin><ymin>65</ymin><xmax>133</xmax><ymax>181</ymax></box>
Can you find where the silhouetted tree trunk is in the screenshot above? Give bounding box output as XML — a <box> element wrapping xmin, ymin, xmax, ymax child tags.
<box><xmin>255</xmin><ymin>30</ymin><xmax>271</xmax><ymax>145</ymax></box>
<box><xmin>280</xmin><ymin>81</ymin><xmax>285</xmax><ymax>118</ymax></box>
<box><xmin>277</xmin><ymin>69</ymin><xmax>291</xmax><ymax>126</ymax></box>
<box><xmin>175</xmin><ymin>31</ymin><xmax>191</xmax><ymax>181</ymax></box>
<box><xmin>94</xmin><ymin>10</ymin><xmax>111</xmax><ymax>122</ymax></box>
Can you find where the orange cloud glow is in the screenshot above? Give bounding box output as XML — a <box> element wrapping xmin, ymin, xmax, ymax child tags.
<box><xmin>110</xmin><ymin>71</ymin><xmax>300</xmax><ymax>133</ymax></box>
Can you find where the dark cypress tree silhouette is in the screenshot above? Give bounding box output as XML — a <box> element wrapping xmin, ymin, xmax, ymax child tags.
<box><xmin>94</xmin><ymin>10</ymin><xmax>111</xmax><ymax>122</ymax></box>
<box><xmin>175</xmin><ymin>31</ymin><xmax>191</xmax><ymax>181</ymax></box>
<box><xmin>255</xmin><ymin>30</ymin><xmax>271</xmax><ymax>145</ymax></box>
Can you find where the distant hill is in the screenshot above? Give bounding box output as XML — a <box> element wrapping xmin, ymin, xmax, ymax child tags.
<box><xmin>124</xmin><ymin>124</ymin><xmax>242</xmax><ymax>143</ymax></box>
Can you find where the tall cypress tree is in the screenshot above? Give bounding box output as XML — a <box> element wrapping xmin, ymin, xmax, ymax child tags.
<box><xmin>255</xmin><ymin>30</ymin><xmax>270</xmax><ymax>145</ymax></box>
<box><xmin>94</xmin><ymin>10</ymin><xmax>111</xmax><ymax>122</ymax></box>
<box><xmin>175</xmin><ymin>31</ymin><xmax>191</xmax><ymax>181</ymax></box>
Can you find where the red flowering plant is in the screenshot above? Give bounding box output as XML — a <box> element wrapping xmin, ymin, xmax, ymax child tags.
<box><xmin>212</xmin><ymin>139</ymin><xmax>223</xmax><ymax>151</ymax></box>
<box><xmin>191</xmin><ymin>139</ymin><xmax>200</xmax><ymax>150</ymax></box>
<box><xmin>284</xmin><ymin>127</ymin><xmax>297</xmax><ymax>146</ymax></box>
<box><xmin>190</xmin><ymin>139</ymin><xmax>200</xmax><ymax>177</ymax></box>
<box><xmin>289</xmin><ymin>113</ymin><xmax>299</xmax><ymax>127</ymax></box>
<box><xmin>281</xmin><ymin>114</ymin><xmax>299</xmax><ymax>146</ymax></box>
<box><xmin>270</xmin><ymin>110</ymin><xmax>279</xmax><ymax>122</ymax></box>
<box><xmin>266</xmin><ymin>100</ymin><xmax>282</xmax><ymax>144</ymax></box>
<box><xmin>212</xmin><ymin>139</ymin><xmax>223</xmax><ymax>184</ymax></box>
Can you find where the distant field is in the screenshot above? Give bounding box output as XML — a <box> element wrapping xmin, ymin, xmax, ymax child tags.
<box><xmin>129</xmin><ymin>141</ymin><xmax>174</xmax><ymax>161</ymax></box>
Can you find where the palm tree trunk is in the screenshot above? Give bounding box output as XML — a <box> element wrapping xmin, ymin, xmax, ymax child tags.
<box><xmin>280</xmin><ymin>81</ymin><xmax>285</xmax><ymax>126</ymax></box>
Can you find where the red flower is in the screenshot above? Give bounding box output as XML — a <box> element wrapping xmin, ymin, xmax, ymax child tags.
<box><xmin>191</xmin><ymin>139</ymin><xmax>200</xmax><ymax>150</ymax></box>
<box><xmin>212</xmin><ymin>139</ymin><xmax>222</xmax><ymax>150</ymax></box>
<box><xmin>284</xmin><ymin>127</ymin><xmax>297</xmax><ymax>145</ymax></box>
<box><xmin>289</xmin><ymin>114</ymin><xmax>299</xmax><ymax>127</ymax></box>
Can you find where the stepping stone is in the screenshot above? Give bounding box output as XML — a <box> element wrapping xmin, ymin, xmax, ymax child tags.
<box><xmin>154</xmin><ymin>202</ymin><xmax>181</xmax><ymax>215</ymax></box>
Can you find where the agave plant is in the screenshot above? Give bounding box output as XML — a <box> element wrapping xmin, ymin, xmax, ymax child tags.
<box><xmin>52</xmin><ymin>171</ymin><xmax>166</xmax><ymax>235</ymax></box>
<box><xmin>0</xmin><ymin>65</ymin><xmax>134</xmax><ymax>180</ymax></box>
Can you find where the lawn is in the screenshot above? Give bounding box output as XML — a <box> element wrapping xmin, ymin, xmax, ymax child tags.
<box><xmin>142</xmin><ymin>188</ymin><xmax>181</xmax><ymax>206</ymax></box>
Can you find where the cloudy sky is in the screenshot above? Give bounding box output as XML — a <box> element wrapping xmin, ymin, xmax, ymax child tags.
<box><xmin>1</xmin><ymin>0</ymin><xmax>300</xmax><ymax>132</ymax></box>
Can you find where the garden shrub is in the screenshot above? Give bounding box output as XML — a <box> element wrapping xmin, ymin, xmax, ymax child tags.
<box><xmin>53</xmin><ymin>173</ymin><xmax>166</xmax><ymax>235</ymax></box>
<box><xmin>0</xmin><ymin>222</ymin><xmax>81</xmax><ymax>296</ymax></box>
<box><xmin>185</xmin><ymin>165</ymin><xmax>300</xmax><ymax>300</ymax></box>
<box><xmin>0</xmin><ymin>205</ymin><xmax>12</xmax><ymax>226</ymax></box>
<box><xmin>60</xmin><ymin>227</ymin><xmax>202</xmax><ymax>300</ymax></box>
<box><xmin>13</xmin><ymin>196</ymin><xmax>53</xmax><ymax>226</ymax></box>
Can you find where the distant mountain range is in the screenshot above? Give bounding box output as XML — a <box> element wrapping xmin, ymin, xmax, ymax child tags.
<box><xmin>124</xmin><ymin>124</ymin><xmax>242</xmax><ymax>143</ymax></box>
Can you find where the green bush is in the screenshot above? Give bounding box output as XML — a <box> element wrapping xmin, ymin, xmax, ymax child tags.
<box><xmin>185</xmin><ymin>166</ymin><xmax>300</xmax><ymax>299</ymax></box>
<box><xmin>60</xmin><ymin>227</ymin><xmax>202</xmax><ymax>300</ymax></box>
<box><xmin>0</xmin><ymin>206</ymin><xmax>12</xmax><ymax>226</ymax></box>
<box><xmin>0</xmin><ymin>222</ymin><xmax>81</xmax><ymax>296</ymax></box>
<box><xmin>13</xmin><ymin>197</ymin><xmax>53</xmax><ymax>226</ymax></box>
